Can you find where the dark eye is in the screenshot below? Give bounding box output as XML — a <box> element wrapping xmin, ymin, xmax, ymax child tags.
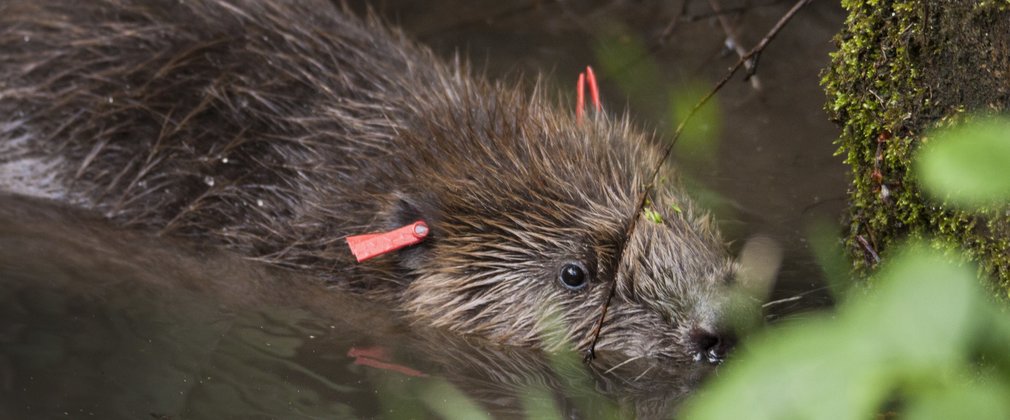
<box><xmin>559</xmin><ymin>262</ymin><xmax>588</xmax><ymax>290</ymax></box>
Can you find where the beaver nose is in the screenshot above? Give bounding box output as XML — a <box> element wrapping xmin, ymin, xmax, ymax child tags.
<box><xmin>689</xmin><ymin>327</ymin><xmax>736</xmax><ymax>365</ymax></box>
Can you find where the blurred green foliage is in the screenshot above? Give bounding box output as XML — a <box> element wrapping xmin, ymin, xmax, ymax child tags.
<box><xmin>593</xmin><ymin>24</ymin><xmax>721</xmax><ymax>166</ymax></box>
<box><xmin>917</xmin><ymin>117</ymin><xmax>1010</xmax><ymax>208</ymax></box>
<box><xmin>684</xmin><ymin>116</ymin><xmax>1010</xmax><ymax>420</ymax></box>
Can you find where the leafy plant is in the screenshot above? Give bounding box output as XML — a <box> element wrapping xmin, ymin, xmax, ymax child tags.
<box><xmin>683</xmin><ymin>115</ymin><xmax>1010</xmax><ymax>419</ymax></box>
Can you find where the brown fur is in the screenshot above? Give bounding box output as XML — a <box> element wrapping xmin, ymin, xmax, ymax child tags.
<box><xmin>0</xmin><ymin>0</ymin><xmax>735</xmax><ymax>363</ymax></box>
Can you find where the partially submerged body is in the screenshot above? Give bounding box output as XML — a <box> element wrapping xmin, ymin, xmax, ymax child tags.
<box><xmin>0</xmin><ymin>0</ymin><xmax>735</xmax><ymax>364</ymax></box>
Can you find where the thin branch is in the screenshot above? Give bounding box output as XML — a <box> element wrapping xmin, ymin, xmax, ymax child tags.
<box><xmin>416</xmin><ymin>1</ymin><xmax>547</xmax><ymax>38</ymax></box>
<box><xmin>584</xmin><ymin>0</ymin><xmax>814</xmax><ymax>364</ymax></box>
<box><xmin>586</xmin><ymin>0</ymin><xmax>812</xmax><ymax>363</ymax></box>
<box><xmin>657</xmin><ymin>0</ymin><xmax>690</xmax><ymax>46</ymax></box>
<box><xmin>708</xmin><ymin>0</ymin><xmax>762</xmax><ymax>90</ymax></box>
<box><xmin>684</xmin><ymin>0</ymin><xmax>791</xmax><ymax>22</ymax></box>
<box><xmin>644</xmin><ymin>0</ymin><xmax>812</xmax><ymax>195</ymax></box>
<box><xmin>856</xmin><ymin>234</ymin><xmax>881</xmax><ymax>264</ymax></box>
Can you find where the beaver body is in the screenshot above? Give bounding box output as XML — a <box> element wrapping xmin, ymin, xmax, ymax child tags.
<box><xmin>0</xmin><ymin>0</ymin><xmax>734</xmax><ymax>363</ymax></box>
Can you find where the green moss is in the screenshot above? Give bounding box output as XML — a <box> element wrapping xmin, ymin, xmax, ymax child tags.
<box><xmin>822</xmin><ymin>0</ymin><xmax>1010</xmax><ymax>299</ymax></box>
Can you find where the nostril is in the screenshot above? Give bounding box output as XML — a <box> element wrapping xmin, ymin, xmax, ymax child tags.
<box><xmin>690</xmin><ymin>329</ymin><xmax>720</xmax><ymax>352</ymax></box>
<box><xmin>689</xmin><ymin>328</ymin><xmax>736</xmax><ymax>365</ymax></box>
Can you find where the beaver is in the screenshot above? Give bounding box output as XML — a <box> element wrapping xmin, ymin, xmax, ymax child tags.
<box><xmin>0</xmin><ymin>0</ymin><xmax>736</xmax><ymax>365</ymax></box>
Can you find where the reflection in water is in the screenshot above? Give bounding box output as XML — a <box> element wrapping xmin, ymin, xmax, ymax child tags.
<box><xmin>0</xmin><ymin>196</ymin><xmax>707</xmax><ymax>419</ymax></box>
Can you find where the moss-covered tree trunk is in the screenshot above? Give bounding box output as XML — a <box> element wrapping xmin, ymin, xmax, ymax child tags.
<box><xmin>823</xmin><ymin>0</ymin><xmax>1010</xmax><ymax>298</ymax></box>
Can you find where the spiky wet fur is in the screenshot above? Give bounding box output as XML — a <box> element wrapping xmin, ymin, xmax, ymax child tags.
<box><xmin>0</xmin><ymin>0</ymin><xmax>735</xmax><ymax>363</ymax></box>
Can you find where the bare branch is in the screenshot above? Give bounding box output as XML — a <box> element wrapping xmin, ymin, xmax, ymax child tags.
<box><xmin>708</xmin><ymin>0</ymin><xmax>762</xmax><ymax>90</ymax></box>
<box><xmin>645</xmin><ymin>0</ymin><xmax>812</xmax><ymax>195</ymax></box>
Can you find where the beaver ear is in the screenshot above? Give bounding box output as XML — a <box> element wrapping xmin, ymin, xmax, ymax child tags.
<box><xmin>383</xmin><ymin>191</ymin><xmax>437</xmax><ymax>272</ymax></box>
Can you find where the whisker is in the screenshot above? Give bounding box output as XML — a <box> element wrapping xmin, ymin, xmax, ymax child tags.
<box><xmin>633</xmin><ymin>365</ymin><xmax>655</xmax><ymax>381</ymax></box>
<box><xmin>761</xmin><ymin>295</ymin><xmax>803</xmax><ymax>308</ymax></box>
<box><xmin>761</xmin><ymin>285</ymin><xmax>833</xmax><ymax>308</ymax></box>
<box><xmin>604</xmin><ymin>354</ymin><xmax>643</xmax><ymax>374</ymax></box>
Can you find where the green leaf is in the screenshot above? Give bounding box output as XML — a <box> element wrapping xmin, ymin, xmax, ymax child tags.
<box><xmin>643</xmin><ymin>207</ymin><xmax>663</xmax><ymax>224</ymax></box>
<box><xmin>906</xmin><ymin>379</ymin><xmax>1010</xmax><ymax>420</ymax></box>
<box><xmin>848</xmin><ymin>244</ymin><xmax>978</xmax><ymax>371</ymax></box>
<box><xmin>418</xmin><ymin>380</ymin><xmax>492</xmax><ymax>420</ymax></box>
<box><xmin>916</xmin><ymin>116</ymin><xmax>1010</xmax><ymax>208</ymax></box>
<box><xmin>682</xmin><ymin>244</ymin><xmax>982</xmax><ymax>420</ymax></box>
<box><xmin>683</xmin><ymin>316</ymin><xmax>884</xmax><ymax>420</ymax></box>
<box><xmin>806</xmin><ymin>219</ymin><xmax>854</xmax><ymax>300</ymax></box>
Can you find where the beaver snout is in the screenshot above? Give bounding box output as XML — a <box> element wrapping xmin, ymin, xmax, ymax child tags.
<box><xmin>689</xmin><ymin>327</ymin><xmax>736</xmax><ymax>365</ymax></box>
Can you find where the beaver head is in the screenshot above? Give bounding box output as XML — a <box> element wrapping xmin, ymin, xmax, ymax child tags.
<box><xmin>379</xmin><ymin>85</ymin><xmax>737</xmax><ymax>365</ymax></box>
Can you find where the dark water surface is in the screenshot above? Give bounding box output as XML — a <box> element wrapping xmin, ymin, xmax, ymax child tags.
<box><xmin>0</xmin><ymin>197</ymin><xmax>707</xmax><ymax>419</ymax></box>
<box><xmin>0</xmin><ymin>1</ymin><xmax>846</xmax><ymax>418</ymax></box>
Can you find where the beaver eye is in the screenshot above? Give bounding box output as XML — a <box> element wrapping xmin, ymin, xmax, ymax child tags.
<box><xmin>559</xmin><ymin>262</ymin><xmax>588</xmax><ymax>290</ymax></box>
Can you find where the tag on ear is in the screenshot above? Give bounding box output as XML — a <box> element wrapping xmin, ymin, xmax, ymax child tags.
<box><xmin>346</xmin><ymin>221</ymin><xmax>429</xmax><ymax>262</ymax></box>
<box><xmin>576</xmin><ymin>65</ymin><xmax>602</xmax><ymax>123</ymax></box>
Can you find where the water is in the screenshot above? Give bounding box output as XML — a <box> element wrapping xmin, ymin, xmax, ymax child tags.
<box><xmin>0</xmin><ymin>196</ymin><xmax>707</xmax><ymax>419</ymax></box>
<box><xmin>0</xmin><ymin>1</ymin><xmax>847</xmax><ymax>418</ymax></box>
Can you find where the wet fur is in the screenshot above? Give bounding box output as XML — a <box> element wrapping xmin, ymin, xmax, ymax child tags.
<box><xmin>0</xmin><ymin>0</ymin><xmax>734</xmax><ymax>362</ymax></box>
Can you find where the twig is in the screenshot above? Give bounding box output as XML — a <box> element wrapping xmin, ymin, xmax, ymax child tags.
<box><xmin>416</xmin><ymin>1</ymin><xmax>547</xmax><ymax>38</ymax></box>
<box><xmin>644</xmin><ymin>0</ymin><xmax>812</xmax><ymax>196</ymax></box>
<box><xmin>856</xmin><ymin>234</ymin><xmax>881</xmax><ymax>264</ymax></box>
<box><xmin>708</xmin><ymin>0</ymin><xmax>762</xmax><ymax>90</ymax></box>
<box><xmin>657</xmin><ymin>0</ymin><xmax>690</xmax><ymax>46</ymax></box>
<box><xmin>685</xmin><ymin>0</ymin><xmax>790</xmax><ymax>22</ymax></box>
<box><xmin>585</xmin><ymin>0</ymin><xmax>813</xmax><ymax>364</ymax></box>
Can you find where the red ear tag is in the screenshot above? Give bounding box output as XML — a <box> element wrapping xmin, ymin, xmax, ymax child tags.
<box><xmin>346</xmin><ymin>221</ymin><xmax>429</xmax><ymax>263</ymax></box>
<box><xmin>575</xmin><ymin>65</ymin><xmax>602</xmax><ymax>124</ymax></box>
<box><xmin>585</xmin><ymin>65</ymin><xmax>601</xmax><ymax>113</ymax></box>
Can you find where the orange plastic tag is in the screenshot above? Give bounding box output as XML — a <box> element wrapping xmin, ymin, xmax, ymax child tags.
<box><xmin>576</xmin><ymin>65</ymin><xmax>602</xmax><ymax>123</ymax></box>
<box><xmin>345</xmin><ymin>221</ymin><xmax>429</xmax><ymax>262</ymax></box>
